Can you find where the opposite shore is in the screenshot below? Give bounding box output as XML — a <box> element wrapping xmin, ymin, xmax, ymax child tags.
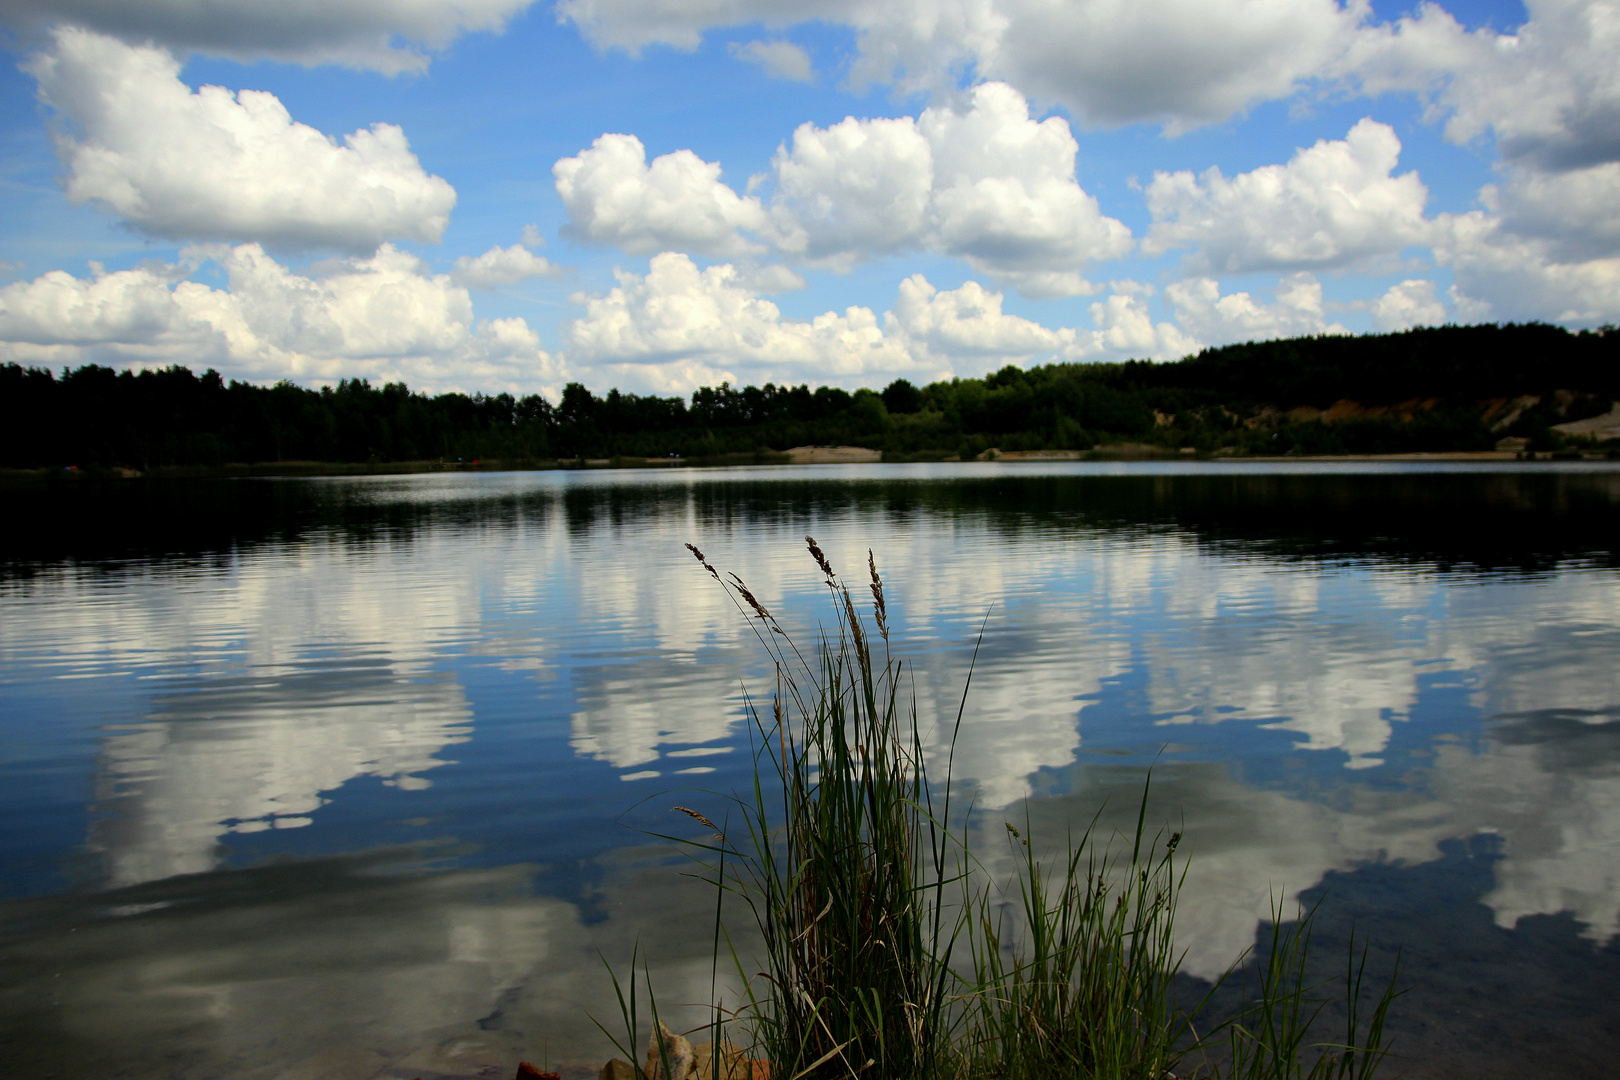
<box><xmin>6</xmin><ymin>442</ymin><xmax>1620</xmax><ymax>485</ymax></box>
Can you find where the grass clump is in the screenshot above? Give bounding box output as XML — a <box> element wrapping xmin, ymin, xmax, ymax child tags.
<box><xmin>1212</xmin><ymin>901</ymin><xmax>1400</xmax><ymax>1080</ymax></box>
<box><xmin>609</xmin><ymin>540</ymin><xmax>1400</xmax><ymax>1080</ymax></box>
<box><xmin>966</xmin><ymin>810</ymin><xmax>1187</xmax><ymax>1080</ymax></box>
<box><xmin>678</xmin><ymin>539</ymin><xmax>964</xmax><ymax>1080</ymax></box>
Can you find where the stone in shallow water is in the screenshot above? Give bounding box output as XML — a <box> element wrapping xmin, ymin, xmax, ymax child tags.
<box><xmin>644</xmin><ymin>1021</ymin><xmax>695</xmax><ymax>1080</ymax></box>
<box><xmin>690</xmin><ymin>1040</ymin><xmax>745</xmax><ymax>1080</ymax></box>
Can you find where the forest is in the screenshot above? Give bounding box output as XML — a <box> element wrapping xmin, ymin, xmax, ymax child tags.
<box><xmin>2</xmin><ymin>321</ymin><xmax>1616</xmax><ymax>472</ymax></box>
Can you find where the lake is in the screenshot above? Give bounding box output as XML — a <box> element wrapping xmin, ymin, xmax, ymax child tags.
<box><xmin>3</xmin><ymin>461</ymin><xmax>1619</xmax><ymax>1079</ymax></box>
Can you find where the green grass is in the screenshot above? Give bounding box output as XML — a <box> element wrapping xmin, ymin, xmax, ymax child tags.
<box><xmin>673</xmin><ymin>540</ymin><xmax>965</xmax><ymax>1080</ymax></box>
<box><xmin>604</xmin><ymin>540</ymin><xmax>1401</xmax><ymax>1080</ymax></box>
<box><xmin>965</xmin><ymin>809</ymin><xmax>1186</xmax><ymax>1080</ymax></box>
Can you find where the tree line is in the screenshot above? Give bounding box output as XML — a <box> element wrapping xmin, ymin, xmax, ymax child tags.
<box><xmin>2</xmin><ymin>321</ymin><xmax>1615</xmax><ymax>471</ymax></box>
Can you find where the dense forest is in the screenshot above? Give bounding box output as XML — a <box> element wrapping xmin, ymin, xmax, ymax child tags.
<box><xmin>3</xmin><ymin>322</ymin><xmax>1617</xmax><ymax>472</ymax></box>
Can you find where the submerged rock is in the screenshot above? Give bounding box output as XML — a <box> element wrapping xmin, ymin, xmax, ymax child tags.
<box><xmin>596</xmin><ymin>1033</ymin><xmax>766</xmax><ymax>1080</ymax></box>
<box><xmin>644</xmin><ymin>1023</ymin><xmax>695</xmax><ymax>1080</ymax></box>
<box><xmin>690</xmin><ymin>1039</ymin><xmax>746</xmax><ymax>1080</ymax></box>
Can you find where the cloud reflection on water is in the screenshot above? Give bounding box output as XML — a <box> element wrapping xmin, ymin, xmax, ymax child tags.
<box><xmin>0</xmin><ymin>847</ymin><xmax>745</xmax><ymax>1080</ymax></box>
<box><xmin>2</xmin><ymin>466</ymin><xmax>1619</xmax><ymax>1078</ymax></box>
<box><xmin>18</xmin><ymin>474</ymin><xmax>1618</xmax><ymax>938</ymax></box>
<box><xmin>92</xmin><ymin>658</ymin><xmax>472</xmax><ymax>886</ymax></box>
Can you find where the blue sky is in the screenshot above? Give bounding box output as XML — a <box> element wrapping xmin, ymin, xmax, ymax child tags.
<box><xmin>0</xmin><ymin>0</ymin><xmax>1614</xmax><ymax>397</ymax></box>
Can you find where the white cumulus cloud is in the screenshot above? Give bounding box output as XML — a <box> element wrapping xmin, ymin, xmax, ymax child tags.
<box><xmin>1371</xmin><ymin>278</ymin><xmax>1447</xmax><ymax>332</ymax></box>
<box><xmin>0</xmin><ymin>245</ymin><xmax>559</xmax><ymax>393</ymax></box>
<box><xmin>563</xmin><ymin>252</ymin><xmax>1092</xmax><ymax>392</ymax></box>
<box><xmin>553</xmin><ymin>133</ymin><xmax>769</xmax><ymax>257</ymax></box>
<box><xmin>1164</xmin><ymin>272</ymin><xmax>1350</xmax><ymax>346</ymax></box>
<box><xmin>886</xmin><ymin>275</ymin><xmax>1071</xmax><ymax>362</ymax></box>
<box><xmin>452</xmin><ymin>244</ymin><xmax>565</xmax><ymax>289</ymax></box>
<box><xmin>1144</xmin><ymin>119</ymin><xmax>1431</xmax><ymax>274</ymax></box>
<box><xmin>916</xmin><ymin>82</ymin><xmax>1134</xmax><ymax>293</ymax></box>
<box><xmin>763</xmin><ymin>112</ymin><xmax>934</xmax><ymax>268</ymax></box>
<box><xmin>1061</xmin><ymin>287</ymin><xmax>1204</xmax><ymax>363</ymax></box>
<box><xmin>767</xmin><ymin>83</ymin><xmax>1135</xmax><ymax>289</ymax></box>
<box><xmin>4</xmin><ymin>0</ymin><xmax>533</xmax><ymax>73</ymax></box>
<box><xmin>564</xmin><ymin>251</ymin><xmax>914</xmax><ymax>389</ymax></box>
<box><xmin>26</xmin><ymin>28</ymin><xmax>456</xmax><ymax>251</ymax></box>
<box><xmin>0</xmin><ymin>262</ymin><xmax>190</xmax><ymax>347</ymax></box>
<box><xmin>556</xmin><ymin>84</ymin><xmax>1131</xmax><ymax>296</ymax></box>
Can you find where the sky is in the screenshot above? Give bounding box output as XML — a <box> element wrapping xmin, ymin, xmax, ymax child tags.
<box><xmin>0</xmin><ymin>0</ymin><xmax>1615</xmax><ymax>399</ymax></box>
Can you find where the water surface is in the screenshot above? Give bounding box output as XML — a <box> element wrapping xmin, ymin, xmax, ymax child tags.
<box><xmin>3</xmin><ymin>461</ymin><xmax>1618</xmax><ymax>1079</ymax></box>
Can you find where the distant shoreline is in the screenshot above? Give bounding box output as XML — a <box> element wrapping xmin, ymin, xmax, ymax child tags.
<box><xmin>6</xmin><ymin>445</ymin><xmax>1618</xmax><ymax>485</ymax></box>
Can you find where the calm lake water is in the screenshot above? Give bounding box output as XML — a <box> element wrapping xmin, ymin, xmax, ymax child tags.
<box><xmin>3</xmin><ymin>462</ymin><xmax>1619</xmax><ymax>1079</ymax></box>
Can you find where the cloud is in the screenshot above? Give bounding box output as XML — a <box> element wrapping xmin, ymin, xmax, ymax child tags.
<box><xmin>3</xmin><ymin>0</ymin><xmax>533</xmax><ymax>73</ymax></box>
<box><xmin>1062</xmin><ymin>287</ymin><xmax>1203</xmax><ymax>363</ymax></box>
<box><xmin>0</xmin><ymin>244</ymin><xmax>560</xmax><ymax>393</ymax></box>
<box><xmin>766</xmin><ymin>83</ymin><xmax>1135</xmax><ymax>290</ymax></box>
<box><xmin>553</xmin><ymin>134</ymin><xmax>769</xmax><ymax>258</ymax></box>
<box><xmin>555</xmin><ymin>0</ymin><xmax>1620</xmax><ymax>320</ymax></box>
<box><xmin>553</xmin><ymin>0</ymin><xmax>1620</xmax><ymax>169</ymax></box>
<box><xmin>1336</xmin><ymin>1</ymin><xmax>1620</xmax><ymax>323</ymax></box>
<box><xmin>563</xmin><ymin>251</ymin><xmax>916</xmax><ymax>390</ymax></box>
<box><xmin>564</xmin><ymin>252</ymin><xmax>1088</xmax><ymax>392</ymax></box>
<box><xmin>98</xmin><ymin>653</ymin><xmax>472</xmax><ymax>886</ymax></box>
<box><xmin>26</xmin><ymin>28</ymin><xmax>456</xmax><ymax>251</ymax></box>
<box><xmin>556</xmin><ymin>84</ymin><xmax>1131</xmax><ymax>296</ymax></box>
<box><xmin>916</xmin><ymin>82</ymin><xmax>1134</xmax><ymax>292</ymax></box>
<box><xmin>732</xmin><ymin>263</ymin><xmax>808</xmax><ymax>293</ymax></box>
<box><xmin>728</xmin><ymin>39</ymin><xmax>814</xmax><ymax>81</ymax></box>
<box><xmin>1488</xmin><ymin>163</ymin><xmax>1620</xmax><ymax>263</ymax></box>
<box><xmin>571</xmin><ymin>662</ymin><xmax>745</xmax><ymax>769</ymax></box>
<box><xmin>564</xmin><ymin>253</ymin><xmax>1277</xmax><ymax>390</ymax></box>
<box><xmin>762</xmin><ymin>112</ymin><xmax>934</xmax><ymax>268</ymax></box>
<box><xmin>452</xmin><ymin>244</ymin><xmax>565</xmax><ymax>289</ymax></box>
<box><xmin>558</xmin><ymin>0</ymin><xmax>1371</xmax><ymax>132</ymax></box>
<box><xmin>1371</xmin><ymin>278</ymin><xmax>1447</xmax><ymax>331</ymax></box>
<box><xmin>1350</xmin><ymin>0</ymin><xmax>1620</xmax><ymax>173</ymax></box>
<box><xmin>968</xmin><ymin>0</ymin><xmax>1366</xmax><ymax>132</ymax></box>
<box><xmin>1164</xmin><ymin>272</ymin><xmax>1350</xmax><ymax>345</ymax></box>
<box><xmin>1144</xmin><ymin>119</ymin><xmax>1431</xmax><ymax>274</ymax></box>
<box><xmin>0</xmin><ymin>262</ymin><xmax>190</xmax><ymax>347</ymax></box>
<box><xmin>886</xmin><ymin>274</ymin><xmax>1071</xmax><ymax>361</ymax></box>
<box><xmin>1434</xmin><ymin>210</ymin><xmax>1620</xmax><ymax>325</ymax></box>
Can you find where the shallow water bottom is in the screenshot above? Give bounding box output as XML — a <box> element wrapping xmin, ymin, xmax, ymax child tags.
<box><xmin>3</xmin><ymin>833</ymin><xmax>1617</xmax><ymax>1080</ymax></box>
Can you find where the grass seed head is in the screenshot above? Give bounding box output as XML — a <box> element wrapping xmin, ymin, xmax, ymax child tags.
<box><xmin>673</xmin><ymin>805</ymin><xmax>728</xmax><ymax>846</ymax></box>
<box><xmin>727</xmin><ymin>573</ymin><xmax>772</xmax><ymax>621</ymax></box>
<box><xmin>805</xmin><ymin>536</ymin><xmax>835</xmax><ymax>582</ymax></box>
<box><xmin>686</xmin><ymin>542</ymin><xmax>721</xmax><ymax>581</ymax></box>
<box><xmin>867</xmin><ymin>551</ymin><xmax>888</xmax><ymax>638</ymax></box>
